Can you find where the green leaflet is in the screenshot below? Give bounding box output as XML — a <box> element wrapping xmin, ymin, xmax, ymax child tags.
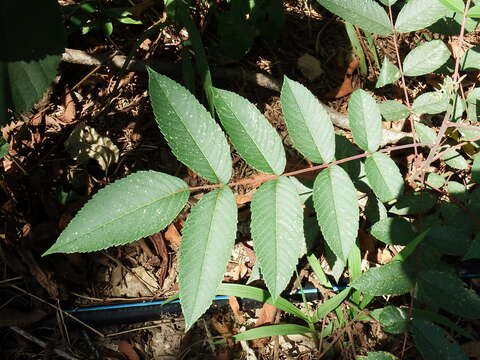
<box><xmin>148</xmin><ymin>70</ymin><xmax>232</xmax><ymax>184</ymax></box>
<box><xmin>213</xmin><ymin>88</ymin><xmax>286</xmax><ymax>175</ymax></box>
<box><xmin>315</xmin><ymin>0</ymin><xmax>392</xmax><ymax>35</ymax></box>
<box><xmin>437</xmin><ymin>0</ymin><xmax>465</xmax><ymax>13</ymax></box>
<box><xmin>179</xmin><ymin>186</ymin><xmax>237</xmax><ymax>330</ymax></box>
<box><xmin>0</xmin><ymin>0</ymin><xmax>66</xmax><ymax>124</ymax></box>
<box><xmin>375</xmin><ymin>57</ymin><xmax>401</xmax><ymax>88</ymax></box>
<box><xmin>411</xmin><ymin>320</ymin><xmax>469</xmax><ymax>360</ymax></box>
<box><xmin>418</xmin><ymin>270</ymin><xmax>480</xmax><ymax>319</ymax></box>
<box><xmin>365</xmin><ymin>152</ymin><xmax>404</xmax><ymax>203</ymax></box>
<box><xmin>395</xmin><ymin>0</ymin><xmax>452</xmax><ymax>33</ymax></box>
<box><xmin>251</xmin><ymin>177</ymin><xmax>305</xmax><ymax>299</ymax></box>
<box><xmin>472</xmin><ymin>154</ymin><xmax>480</xmax><ymax>183</ymax></box>
<box><xmin>44</xmin><ymin>171</ymin><xmax>189</xmax><ymax>255</ymax></box>
<box><xmin>370</xmin><ymin>217</ymin><xmax>415</xmax><ymax>246</ymax></box>
<box><xmin>412</xmin><ymin>91</ymin><xmax>449</xmax><ymax>115</ymax></box>
<box><xmin>371</xmin><ymin>306</ymin><xmax>408</xmax><ymax>334</ymax></box>
<box><xmin>351</xmin><ymin>261</ymin><xmax>414</xmax><ymax>296</ymax></box>
<box><xmin>377</xmin><ymin>0</ymin><xmax>398</xmax><ymax>5</ymax></box>
<box><xmin>461</xmin><ymin>46</ymin><xmax>480</xmax><ymax>71</ymax></box>
<box><xmin>361</xmin><ymin>352</ymin><xmax>399</xmax><ymax>360</ymax></box>
<box><xmin>280</xmin><ymin>76</ymin><xmax>335</xmax><ymax>164</ymax></box>
<box><xmin>379</xmin><ymin>100</ymin><xmax>410</xmax><ymax>121</ymax></box>
<box><xmin>348</xmin><ymin>89</ymin><xmax>382</xmax><ymax>153</ymax></box>
<box><xmin>0</xmin><ymin>138</ymin><xmax>8</xmax><ymax>159</ymax></box>
<box><xmin>426</xmin><ymin>173</ymin><xmax>446</xmax><ymax>188</ymax></box>
<box><xmin>469</xmin><ymin>5</ymin><xmax>480</xmax><ymax>18</ymax></box>
<box><xmin>313</xmin><ymin>165</ymin><xmax>359</xmax><ymax>262</ymax></box>
<box><xmin>389</xmin><ymin>192</ymin><xmax>437</xmax><ymax>215</ymax></box>
<box><xmin>312</xmin><ymin>287</ymin><xmax>351</xmax><ymax>322</ymax></box>
<box><xmin>231</xmin><ymin>324</ymin><xmax>312</xmax><ymax>341</ymax></box>
<box><xmin>403</xmin><ymin>40</ymin><xmax>451</xmax><ymax>77</ymax></box>
<box><xmin>442</xmin><ymin>149</ymin><xmax>469</xmax><ymax>170</ymax></box>
<box><xmin>414</xmin><ymin>122</ymin><xmax>437</xmax><ymax>143</ymax></box>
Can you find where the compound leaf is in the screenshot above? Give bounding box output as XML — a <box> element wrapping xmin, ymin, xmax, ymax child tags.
<box><xmin>365</xmin><ymin>152</ymin><xmax>404</xmax><ymax>202</ymax></box>
<box><xmin>348</xmin><ymin>89</ymin><xmax>382</xmax><ymax>152</ymax></box>
<box><xmin>214</xmin><ymin>88</ymin><xmax>286</xmax><ymax>174</ymax></box>
<box><xmin>251</xmin><ymin>177</ymin><xmax>305</xmax><ymax>299</ymax></box>
<box><xmin>403</xmin><ymin>40</ymin><xmax>451</xmax><ymax>76</ymax></box>
<box><xmin>313</xmin><ymin>165</ymin><xmax>359</xmax><ymax>262</ymax></box>
<box><xmin>315</xmin><ymin>0</ymin><xmax>392</xmax><ymax>35</ymax></box>
<box><xmin>395</xmin><ymin>0</ymin><xmax>452</xmax><ymax>33</ymax></box>
<box><xmin>351</xmin><ymin>261</ymin><xmax>414</xmax><ymax>296</ymax></box>
<box><xmin>280</xmin><ymin>76</ymin><xmax>335</xmax><ymax>164</ymax></box>
<box><xmin>179</xmin><ymin>186</ymin><xmax>237</xmax><ymax>330</ymax></box>
<box><xmin>148</xmin><ymin>70</ymin><xmax>232</xmax><ymax>183</ymax></box>
<box><xmin>44</xmin><ymin>171</ymin><xmax>189</xmax><ymax>255</ymax></box>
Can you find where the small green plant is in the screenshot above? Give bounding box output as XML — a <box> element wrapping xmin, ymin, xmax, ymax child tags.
<box><xmin>33</xmin><ymin>0</ymin><xmax>480</xmax><ymax>357</ymax></box>
<box><xmin>63</xmin><ymin>0</ymin><xmax>142</xmax><ymax>36</ymax></box>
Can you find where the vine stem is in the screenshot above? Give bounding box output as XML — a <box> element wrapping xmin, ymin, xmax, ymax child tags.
<box><xmin>387</xmin><ymin>5</ymin><xmax>418</xmax><ymax>159</ymax></box>
<box><xmin>185</xmin><ymin>142</ymin><xmax>432</xmax><ymax>193</ymax></box>
<box><xmin>410</xmin><ymin>0</ymin><xmax>472</xmax><ymax>182</ymax></box>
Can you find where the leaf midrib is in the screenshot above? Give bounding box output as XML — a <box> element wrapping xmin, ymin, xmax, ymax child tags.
<box><xmin>219</xmin><ymin>92</ymin><xmax>276</xmax><ymax>173</ymax></box>
<box><xmin>189</xmin><ymin>188</ymin><xmax>224</xmax><ymax>323</ymax></box>
<box><xmin>155</xmin><ymin>78</ymin><xmax>220</xmax><ymax>183</ymax></box>
<box><xmin>328</xmin><ymin>168</ymin><xmax>345</xmax><ymax>261</ymax></box>
<box><xmin>55</xmin><ymin>187</ymin><xmax>187</xmax><ymax>250</ymax></box>
<box><xmin>284</xmin><ymin>81</ymin><xmax>325</xmax><ymax>162</ymax></box>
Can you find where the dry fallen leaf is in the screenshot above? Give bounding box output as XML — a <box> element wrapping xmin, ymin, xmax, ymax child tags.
<box><xmin>164</xmin><ymin>223</ymin><xmax>181</xmax><ymax>248</ymax></box>
<box><xmin>228</xmin><ymin>296</ymin><xmax>246</xmax><ymax>324</ymax></box>
<box><xmin>326</xmin><ymin>57</ymin><xmax>359</xmax><ymax>98</ymax></box>
<box><xmin>117</xmin><ymin>340</ymin><xmax>140</xmax><ymax>360</ymax></box>
<box><xmin>63</xmin><ymin>90</ymin><xmax>76</xmax><ymax>123</ymax></box>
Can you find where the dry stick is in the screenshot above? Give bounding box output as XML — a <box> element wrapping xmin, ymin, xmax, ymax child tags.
<box><xmin>0</xmin><ymin>276</ymin><xmax>22</xmax><ymax>284</ymax></box>
<box><xmin>412</xmin><ymin>0</ymin><xmax>472</xmax><ymax>182</ymax></box>
<box><xmin>10</xmin><ymin>326</ymin><xmax>79</xmax><ymax>360</ymax></box>
<box><xmin>9</xmin><ymin>284</ymin><xmax>104</xmax><ymax>338</ymax></box>
<box><xmin>185</xmin><ymin>142</ymin><xmax>432</xmax><ymax>193</ymax></box>
<box><xmin>61</xmin><ymin>48</ymin><xmax>411</xmax><ymax>147</ymax></box>
<box><xmin>388</xmin><ymin>5</ymin><xmax>418</xmax><ymax>159</ymax></box>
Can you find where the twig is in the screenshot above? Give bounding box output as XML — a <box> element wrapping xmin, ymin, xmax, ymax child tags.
<box><xmin>0</xmin><ymin>276</ymin><xmax>23</xmax><ymax>284</ymax></box>
<box><xmin>105</xmin><ymin>320</ymin><xmax>174</xmax><ymax>337</ymax></box>
<box><xmin>61</xmin><ymin>48</ymin><xmax>410</xmax><ymax>146</ymax></box>
<box><xmin>10</xmin><ymin>326</ymin><xmax>79</xmax><ymax>360</ymax></box>
<box><xmin>9</xmin><ymin>284</ymin><xmax>104</xmax><ymax>337</ymax></box>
